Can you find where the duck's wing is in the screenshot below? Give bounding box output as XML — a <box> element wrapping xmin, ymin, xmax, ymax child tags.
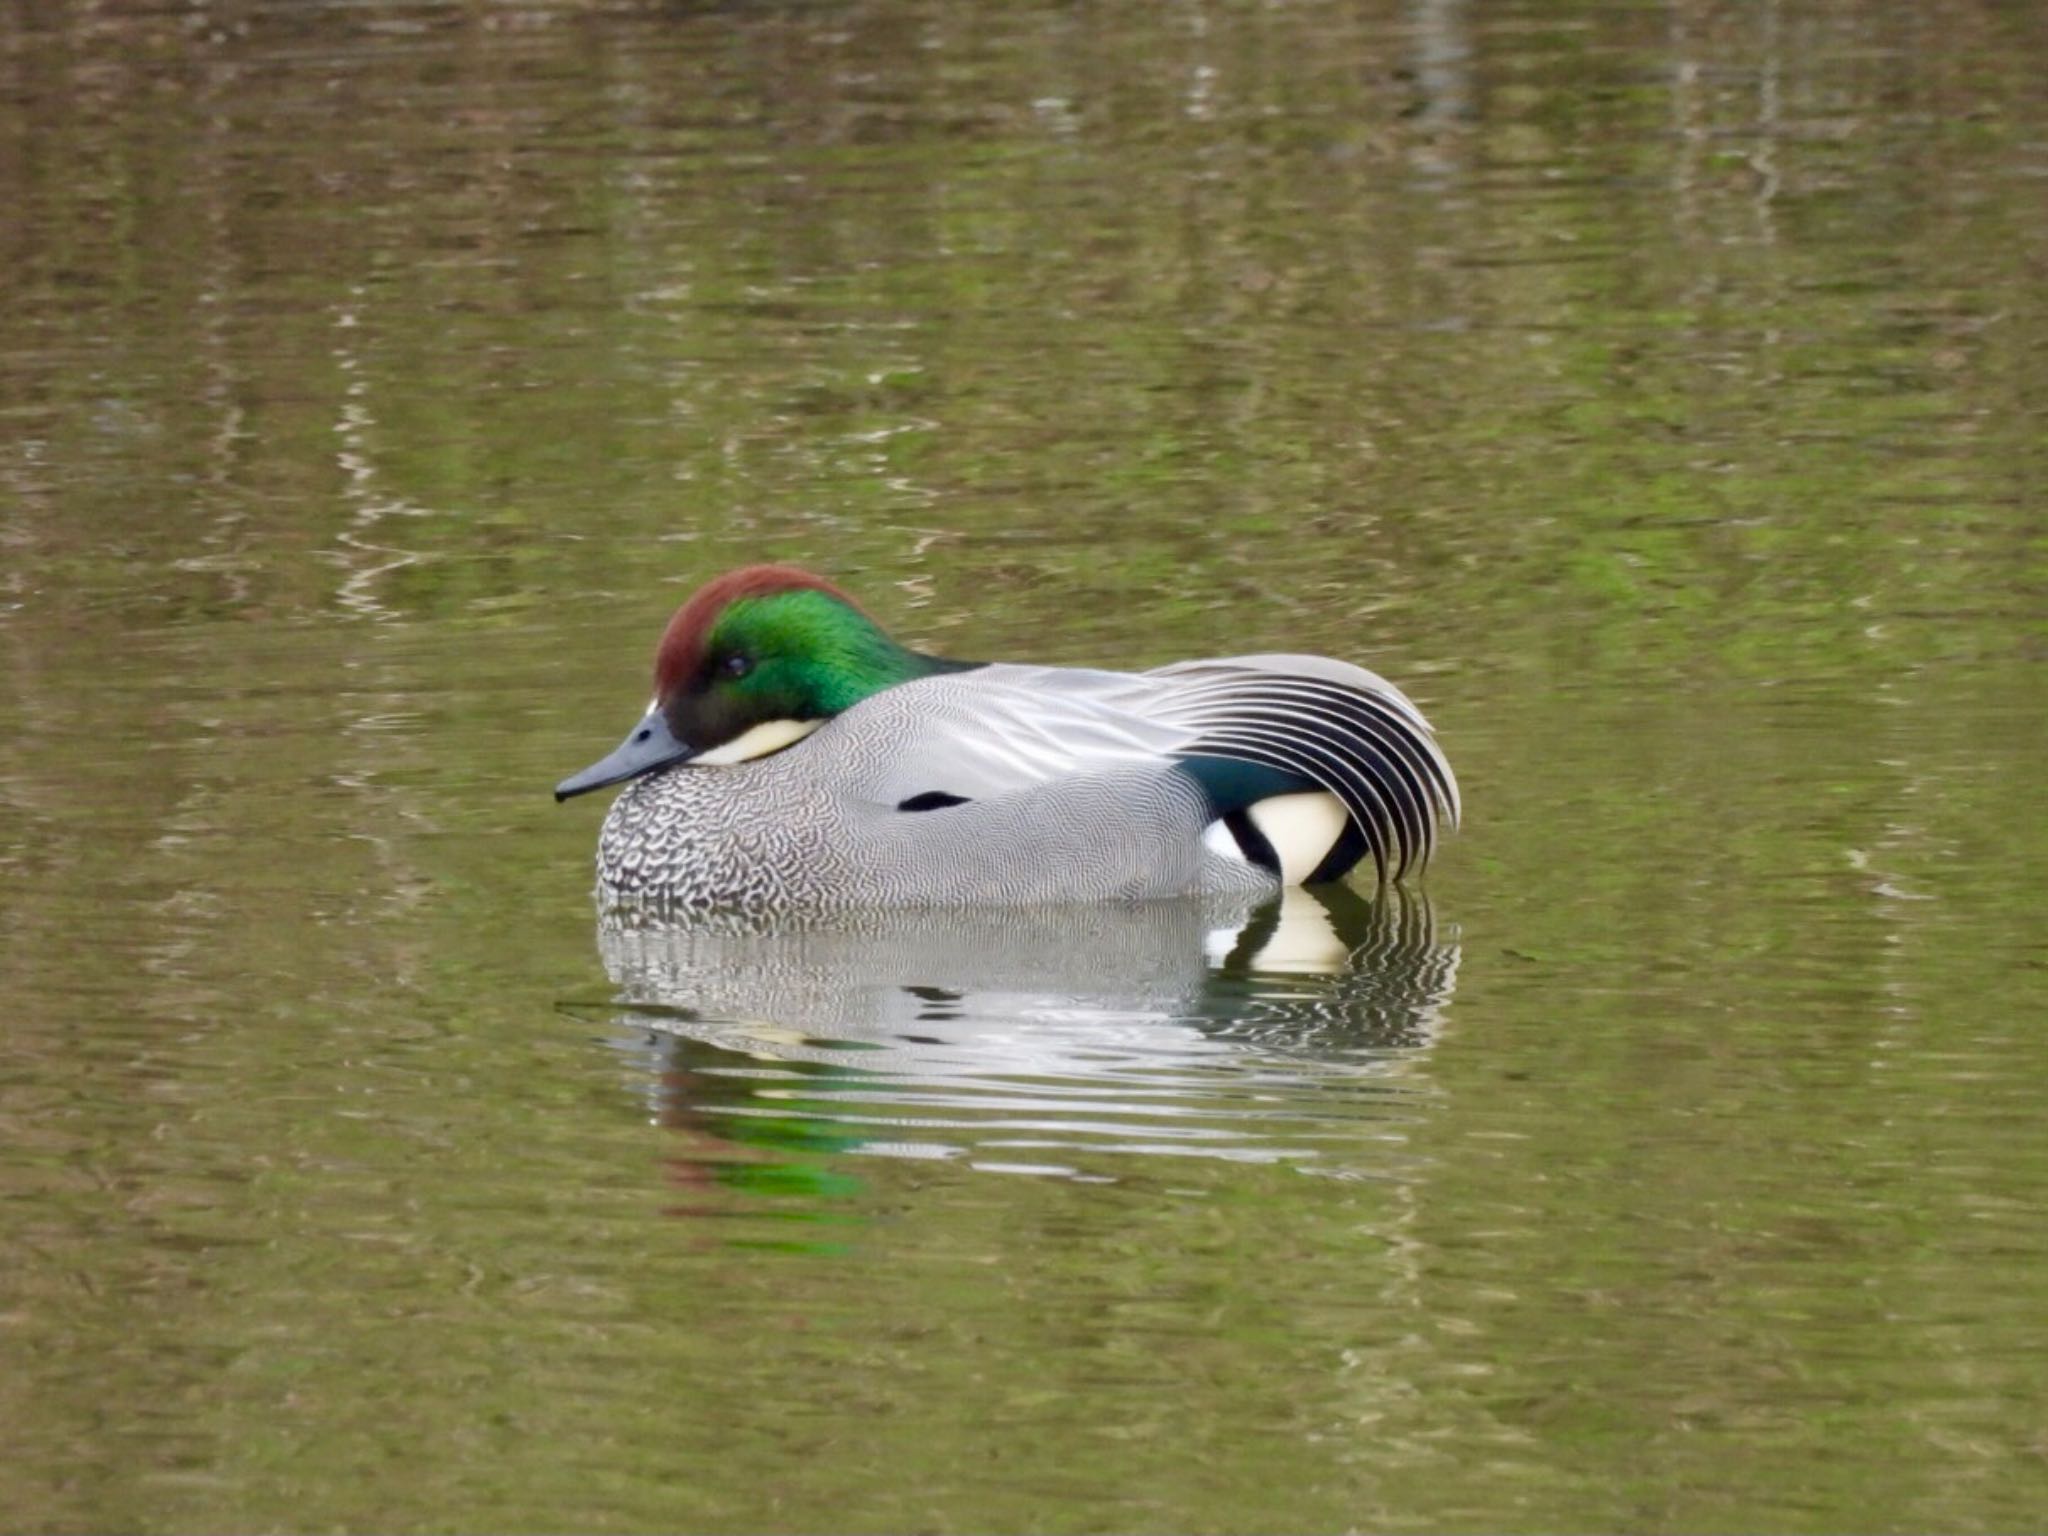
<box><xmin>833</xmin><ymin>656</ymin><xmax>1457</xmax><ymax>885</ymax></box>
<box><xmin>836</xmin><ymin>665</ymin><xmax>1192</xmax><ymax>804</ymax></box>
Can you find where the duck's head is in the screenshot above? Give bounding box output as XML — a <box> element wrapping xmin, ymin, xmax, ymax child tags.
<box><xmin>555</xmin><ymin>565</ymin><xmax>960</xmax><ymax>802</ymax></box>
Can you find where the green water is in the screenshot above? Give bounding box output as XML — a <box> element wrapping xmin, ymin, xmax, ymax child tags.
<box><xmin>2</xmin><ymin>2</ymin><xmax>2044</xmax><ymax>1530</ymax></box>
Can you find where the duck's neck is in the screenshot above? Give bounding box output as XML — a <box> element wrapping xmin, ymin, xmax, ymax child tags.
<box><xmin>749</xmin><ymin>591</ymin><xmax>979</xmax><ymax>716</ymax></box>
<box><xmin>817</xmin><ymin>637</ymin><xmax>978</xmax><ymax>714</ymax></box>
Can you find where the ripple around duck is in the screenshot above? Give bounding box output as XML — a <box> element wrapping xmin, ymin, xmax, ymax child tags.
<box><xmin>591</xmin><ymin>887</ymin><xmax>1459</xmax><ymax>1188</ymax></box>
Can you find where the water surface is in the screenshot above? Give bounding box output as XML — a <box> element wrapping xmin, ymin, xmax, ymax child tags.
<box><xmin>2</xmin><ymin>2</ymin><xmax>2044</xmax><ymax>1531</ymax></box>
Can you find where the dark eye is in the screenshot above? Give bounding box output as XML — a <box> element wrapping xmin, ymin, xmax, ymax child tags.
<box><xmin>721</xmin><ymin>653</ymin><xmax>752</xmax><ymax>679</ymax></box>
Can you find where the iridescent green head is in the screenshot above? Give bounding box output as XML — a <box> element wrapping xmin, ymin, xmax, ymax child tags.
<box><xmin>555</xmin><ymin>565</ymin><xmax>961</xmax><ymax>801</ymax></box>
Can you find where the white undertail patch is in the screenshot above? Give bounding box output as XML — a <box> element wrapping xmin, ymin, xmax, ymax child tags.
<box><xmin>696</xmin><ymin>717</ymin><xmax>823</xmax><ymax>766</ymax></box>
<box><xmin>1202</xmin><ymin>819</ymin><xmax>1250</xmax><ymax>865</ymax></box>
<box><xmin>1248</xmin><ymin>791</ymin><xmax>1347</xmax><ymax>886</ymax></box>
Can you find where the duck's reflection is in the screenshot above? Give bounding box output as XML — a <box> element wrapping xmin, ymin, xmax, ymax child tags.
<box><xmin>597</xmin><ymin>887</ymin><xmax>1460</xmax><ymax>1192</ymax></box>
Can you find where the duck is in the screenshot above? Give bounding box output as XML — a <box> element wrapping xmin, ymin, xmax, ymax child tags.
<box><xmin>555</xmin><ymin>565</ymin><xmax>1459</xmax><ymax>912</ymax></box>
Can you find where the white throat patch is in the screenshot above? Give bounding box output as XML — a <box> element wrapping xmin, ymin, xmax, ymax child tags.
<box><xmin>694</xmin><ymin>717</ymin><xmax>823</xmax><ymax>766</ymax></box>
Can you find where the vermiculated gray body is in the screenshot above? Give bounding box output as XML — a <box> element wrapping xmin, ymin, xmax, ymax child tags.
<box><xmin>592</xmin><ymin>658</ymin><xmax>1458</xmax><ymax>913</ymax></box>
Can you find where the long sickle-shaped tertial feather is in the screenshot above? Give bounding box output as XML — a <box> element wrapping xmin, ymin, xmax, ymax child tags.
<box><xmin>1156</xmin><ymin>663</ymin><xmax>1459</xmax><ymax>883</ymax></box>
